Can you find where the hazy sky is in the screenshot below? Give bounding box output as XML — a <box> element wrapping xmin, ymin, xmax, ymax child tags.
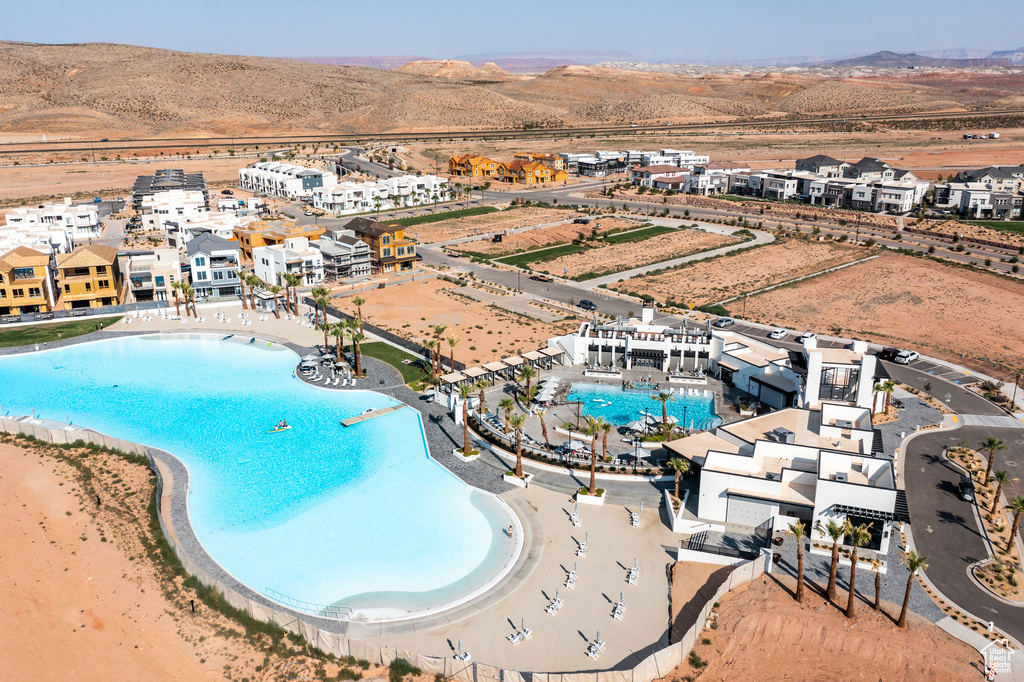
<box><xmin>3</xmin><ymin>0</ymin><xmax>1024</xmax><ymax>63</ymax></box>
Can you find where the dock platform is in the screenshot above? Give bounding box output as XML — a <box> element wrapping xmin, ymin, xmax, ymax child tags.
<box><xmin>341</xmin><ymin>405</ymin><xmax>405</xmax><ymax>427</ymax></box>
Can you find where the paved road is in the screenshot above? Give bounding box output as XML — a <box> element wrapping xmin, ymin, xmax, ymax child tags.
<box><xmin>905</xmin><ymin>427</ymin><xmax>1024</xmax><ymax>641</ymax></box>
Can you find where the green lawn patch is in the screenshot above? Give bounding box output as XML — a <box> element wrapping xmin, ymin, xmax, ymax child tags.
<box><xmin>964</xmin><ymin>221</ymin><xmax>1024</xmax><ymax>235</ymax></box>
<box><xmin>0</xmin><ymin>315</ymin><xmax>123</xmax><ymax>348</ymax></box>
<box><xmin>395</xmin><ymin>206</ymin><xmax>498</xmax><ymax>227</ymax></box>
<box><xmin>602</xmin><ymin>224</ymin><xmax>669</xmax><ymax>244</ymax></box>
<box><xmin>359</xmin><ymin>341</ymin><xmax>425</xmax><ymax>383</ymax></box>
<box><xmin>496</xmin><ymin>242</ymin><xmax>591</xmax><ymax>269</ymax></box>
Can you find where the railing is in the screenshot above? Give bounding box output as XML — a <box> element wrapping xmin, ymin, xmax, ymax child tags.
<box><xmin>264</xmin><ymin>587</ymin><xmax>353</xmax><ymax>620</ymax></box>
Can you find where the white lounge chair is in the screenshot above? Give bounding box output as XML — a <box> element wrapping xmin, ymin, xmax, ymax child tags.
<box><xmin>565</xmin><ymin>561</ymin><xmax>578</xmax><ymax>589</ymax></box>
<box><xmin>612</xmin><ymin>591</ymin><xmax>626</xmax><ymax>620</ymax></box>
<box><xmin>507</xmin><ymin>631</ymin><xmax>521</xmax><ymax>645</ymax></box>
<box><xmin>519</xmin><ymin>618</ymin><xmax>532</xmax><ymax>641</ymax></box>
<box><xmin>631</xmin><ymin>501</ymin><xmax>643</xmax><ymax>527</ymax></box>
<box><xmin>576</xmin><ymin>531</ymin><xmax>589</xmax><ymax>558</ymax></box>
<box><xmin>569</xmin><ymin>502</ymin><xmax>582</xmax><ymax>527</ymax></box>
<box><xmin>545</xmin><ymin>588</ymin><xmax>563</xmax><ymax>615</ymax></box>
<box><xmin>627</xmin><ymin>558</ymin><xmax>639</xmax><ymax>585</ymax></box>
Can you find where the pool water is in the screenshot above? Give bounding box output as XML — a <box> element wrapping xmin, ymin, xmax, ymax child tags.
<box><xmin>0</xmin><ymin>335</ymin><xmax>517</xmax><ymax>620</ymax></box>
<box><xmin>566</xmin><ymin>382</ymin><xmax>722</xmax><ymax>430</ymax></box>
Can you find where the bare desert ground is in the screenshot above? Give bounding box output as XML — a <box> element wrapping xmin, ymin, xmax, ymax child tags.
<box><xmin>744</xmin><ymin>252</ymin><xmax>1024</xmax><ymax>373</ymax></box>
<box><xmin>0</xmin><ymin>437</ymin><xmax>383</xmax><ymax>682</ymax></box>
<box><xmin>408</xmin><ymin>207</ymin><xmax>587</xmax><ymax>244</ymax></box>
<box><xmin>333</xmin><ymin>278</ymin><xmax>579</xmax><ymax>365</ymax></box>
<box><xmin>459</xmin><ymin>217</ymin><xmax>637</xmax><ymax>255</ymax></box>
<box><xmin>657</xmin><ymin>575</ymin><xmax>979</xmax><ymax>682</ymax></box>
<box><xmin>537</xmin><ymin>229</ymin><xmax>737</xmax><ymax>279</ymax></box>
<box><xmin>611</xmin><ymin>239</ymin><xmax>867</xmax><ymax>306</ymax></box>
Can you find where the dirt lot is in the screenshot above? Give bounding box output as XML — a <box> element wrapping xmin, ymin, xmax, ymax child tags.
<box><xmin>538</xmin><ymin>229</ymin><xmax>737</xmax><ymax>279</ymax></box>
<box><xmin>408</xmin><ymin>206</ymin><xmax>587</xmax><ymax>244</ymax></box>
<box><xmin>611</xmin><ymin>238</ymin><xmax>866</xmax><ymax>306</ymax></box>
<box><xmin>459</xmin><ymin>217</ymin><xmax>636</xmax><ymax>256</ymax></box>
<box><xmin>906</xmin><ymin>218</ymin><xmax>1024</xmax><ymax>250</ymax></box>
<box><xmin>743</xmin><ymin>252</ymin><xmax>1024</xmax><ymax>374</ymax></box>
<box><xmin>657</xmin><ymin>574</ymin><xmax>979</xmax><ymax>682</ymax></box>
<box><xmin>333</xmin><ymin>278</ymin><xmax>579</xmax><ymax>365</ymax></box>
<box><xmin>0</xmin><ymin>436</ymin><xmax>388</xmax><ymax>682</ymax></box>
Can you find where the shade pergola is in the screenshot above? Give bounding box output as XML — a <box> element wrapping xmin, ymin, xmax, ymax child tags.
<box><xmin>522</xmin><ymin>350</ymin><xmax>546</xmax><ymax>365</ymax></box>
<box><xmin>482</xmin><ymin>360</ymin><xmax>509</xmax><ymax>384</ymax></box>
<box><xmin>440</xmin><ymin>371</ymin><xmax>468</xmax><ymax>386</ymax></box>
<box><xmin>501</xmin><ymin>355</ymin><xmax>525</xmax><ymax>367</ymax></box>
<box><xmin>462</xmin><ymin>366</ymin><xmax>488</xmax><ymax>380</ymax></box>
<box><xmin>538</xmin><ymin>347</ymin><xmax>565</xmax><ymax>366</ymax></box>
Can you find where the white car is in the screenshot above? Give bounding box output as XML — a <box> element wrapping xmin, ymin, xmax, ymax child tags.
<box><xmin>796</xmin><ymin>332</ymin><xmax>817</xmax><ymax>342</ymax></box>
<box><xmin>894</xmin><ymin>350</ymin><xmax>919</xmax><ymax>364</ymax></box>
<box><xmin>768</xmin><ymin>329</ymin><xmax>788</xmax><ymax>340</ymax></box>
<box><xmin>304</xmin><ymin>210</ymin><xmax>313</xmax><ymax>216</ymax></box>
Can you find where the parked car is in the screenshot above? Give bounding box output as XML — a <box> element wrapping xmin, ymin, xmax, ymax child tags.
<box><xmin>573</xmin><ymin>217</ymin><xmax>591</xmax><ymax>224</ymax></box>
<box><xmin>578</xmin><ymin>299</ymin><xmax>598</xmax><ymax>311</ymax></box>
<box><xmin>958</xmin><ymin>474</ymin><xmax>976</xmax><ymax>502</ymax></box>
<box><xmin>894</xmin><ymin>350</ymin><xmax>919</xmax><ymax>364</ymax></box>
<box><xmin>530</xmin><ymin>274</ymin><xmax>554</xmax><ymax>282</ymax></box>
<box><xmin>768</xmin><ymin>328</ymin><xmax>788</xmax><ymax>340</ymax></box>
<box><xmin>796</xmin><ymin>332</ymin><xmax>816</xmax><ymax>342</ymax></box>
<box><xmin>100</xmin><ymin>138</ymin><xmax>109</xmax><ymax>142</ymax></box>
<box><xmin>304</xmin><ymin>210</ymin><xmax>313</xmax><ymax>216</ymax></box>
<box><xmin>712</xmin><ymin>318</ymin><xmax>735</xmax><ymax>328</ymax></box>
<box><xmin>877</xmin><ymin>347</ymin><xmax>900</xmax><ymax>361</ymax></box>
<box><xmin>221</xmin><ymin>189</ymin><xmax>234</xmax><ymax>195</ymax></box>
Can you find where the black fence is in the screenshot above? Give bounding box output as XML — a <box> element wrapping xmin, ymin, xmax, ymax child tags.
<box><xmin>310</xmin><ymin>298</ymin><xmax>466</xmax><ymax>372</ymax></box>
<box><xmin>0</xmin><ymin>299</ymin><xmax>169</xmax><ymax>325</ymax></box>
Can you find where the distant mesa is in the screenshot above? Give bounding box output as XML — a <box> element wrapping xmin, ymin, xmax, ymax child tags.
<box><xmin>293</xmin><ymin>55</ymin><xmax>430</xmax><ymax>70</ymax></box>
<box><xmin>988</xmin><ymin>47</ymin><xmax>1024</xmax><ymax>65</ymax></box>
<box><xmin>815</xmin><ymin>50</ymin><xmax>1014</xmax><ymax>69</ymax></box>
<box><xmin>394</xmin><ymin>59</ymin><xmax>515</xmax><ymax>80</ymax></box>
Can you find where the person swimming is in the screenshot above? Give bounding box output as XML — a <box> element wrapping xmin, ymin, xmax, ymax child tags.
<box><xmin>277</xmin><ymin>419</ymin><xmax>288</xmax><ymax>430</ymax></box>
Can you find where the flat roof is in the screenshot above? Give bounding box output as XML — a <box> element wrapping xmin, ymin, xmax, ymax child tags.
<box><xmin>539</xmin><ymin>348</ymin><xmax>564</xmax><ymax>357</ymax></box>
<box><xmin>522</xmin><ymin>350</ymin><xmax>545</xmax><ymax>361</ymax></box>
<box><xmin>502</xmin><ymin>355</ymin><xmax>524</xmax><ymax>366</ymax></box>
<box><xmin>482</xmin><ymin>361</ymin><xmax>507</xmax><ymax>372</ymax></box>
<box><xmin>722</xmin><ymin>410</ymin><xmax>864</xmax><ymax>454</ymax></box>
<box><xmin>440</xmin><ymin>372</ymin><xmax>467</xmax><ymax>384</ymax></box>
<box><xmin>462</xmin><ymin>367</ymin><xmax>488</xmax><ymax>378</ymax></box>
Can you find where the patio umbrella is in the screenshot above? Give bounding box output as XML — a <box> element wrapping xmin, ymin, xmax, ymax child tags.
<box><xmin>665</xmin><ymin>415</ymin><xmax>680</xmax><ymax>424</ymax></box>
<box><xmin>626</xmin><ymin>421</ymin><xmax>646</xmax><ymax>433</ymax></box>
<box><xmin>568</xmin><ymin>441</ymin><xmax>585</xmax><ymax>451</ymax></box>
<box><xmin>301</xmin><ymin>353</ymin><xmax>320</xmax><ymax>361</ymax></box>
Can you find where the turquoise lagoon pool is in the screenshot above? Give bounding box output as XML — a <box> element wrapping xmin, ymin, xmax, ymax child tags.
<box><xmin>0</xmin><ymin>335</ymin><xmax>518</xmax><ymax>620</ymax></box>
<box><xmin>566</xmin><ymin>382</ymin><xmax>722</xmax><ymax>430</ymax></box>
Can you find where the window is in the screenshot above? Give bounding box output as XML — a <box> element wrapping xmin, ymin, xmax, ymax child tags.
<box><xmin>0</xmin><ymin>289</ymin><xmax>6</xmax><ymax>298</ymax></box>
<box><xmin>213</xmin><ymin>271</ymin><xmax>225</xmax><ymax>281</ymax></box>
<box><xmin>383</xmin><ymin>248</ymin><xmax>391</xmax><ymax>257</ymax></box>
<box><xmin>382</xmin><ymin>235</ymin><xmax>390</xmax><ymax>245</ymax></box>
<box><xmin>195</xmin><ymin>257</ymin><xmax>206</xmax><ymax>267</ymax></box>
<box><xmin>396</xmin><ymin>247</ymin><xmax>404</xmax><ymax>256</ymax></box>
<box><xmin>63</xmin><ymin>284</ymin><xmax>70</xmax><ymax>294</ymax></box>
<box><xmin>12</xmin><ymin>267</ymin><xmax>35</xmax><ymax>280</ymax></box>
<box><xmin>98</xmin><ymin>280</ymin><xmax>109</xmax><ymax>289</ymax></box>
<box><xmin>84</xmin><ymin>283</ymin><xmax>92</xmax><ymax>292</ymax></box>
<box><xmin>819</xmin><ymin>366</ymin><xmax>860</xmax><ymax>402</ymax></box>
<box><xmin>155</xmin><ymin>276</ymin><xmax>165</xmax><ymax>286</ymax></box>
<box><xmin>95</xmin><ymin>265</ymin><xmax>107</xmax><ymax>275</ymax></box>
<box><xmin>28</xmin><ymin>287</ymin><xmax>41</xmax><ymax>298</ymax></box>
<box><xmin>12</xmin><ymin>289</ymin><xmax>23</xmax><ymax>298</ymax></box>
<box><xmin>195</xmin><ymin>271</ymin><xmax>208</xmax><ymax>281</ymax></box>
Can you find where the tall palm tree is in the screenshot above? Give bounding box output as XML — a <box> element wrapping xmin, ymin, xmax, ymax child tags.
<box><xmin>518</xmin><ymin>365</ymin><xmax>537</xmax><ymax>400</ymax></box>
<box><xmin>330</xmin><ymin>322</ymin><xmax>346</xmax><ymax>361</ymax></box>
<box><xmin>458</xmin><ymin>383</ymin><xmax>475</xmax><ymax>455</ymax></box>
<box><xmin>651</xmin><ymin>391</ymin><xmax>674</xmax><ymax>439</ymax></box>
<box><xmin>424</xmin><ymin>339</ymin><xmax>439</xmax><ymax>374</ymax></box>
<box><xmin>309</xmin><ymin>285</ymin><xmax>329</xmax><ymax>327</ymax></box>
<box><xmin>245</xmin><ymin>274</ymin><xmax>260</xmax><ymax>310</ymax></box>
<box><xmin>431</xmin><ymin>192</ymin><xmax>439</xmax><ymax>212</ymax></box>
<box><xmin>601</xmin><ymin>419</ymin><xmax>612</xmax><ymax>464</ymax></box>
<box><xmin>279</xmin><ymin>273</ymin><xmax>294</xmax><ymax>314</ymax></box>
<box><xmin>268</xmin><ymin>285</ymin><xmax>283</xmax><ymax>319</ymax></box>
<box><xmin>289</xmin><ymin>273</ymin><xmax>305</xmax><ymax>313</ymax></box>
<box><xmin>668</xmin><ymin>458</ymin><xmax>690</xmax><ymax>500</ymax></box>
<box><xmin>351</xmin><ymin>296</ymin><xmax>365</xmax><ymax>326</ymax></box>
<box><xmin>314</xmin><ymin>295</ymin><xmax>331</xmax><ymax>341</ymax></box>
<box><xmin>992</xmin><ymin>470</ymin><xmax>1014</xmax><ymax>513</ymax></box>
<box><xmin>350</xmin><ymin>329</ymin><xmax>366</xmax><ymax>376</ymax></box>
<box><xmin>474</xmin><ymin>379</ymin><xmax>488</xmax><ymax>414</ymax></box>
<box><xmin>1007</xmin><ymin>497</ymin><xmax>1024</xmax><ymax>552</ymax></box>
<box><xmin>788</xmin><ymin>521</ymin><xmax>807</xmax><ymax>604</ymax></box>
<box><xmin>845</xmin><ymin>523</ymin><xmax>873</xmax><ymax>619</ymax></box>
<box><xmin>449</xmin><ymin>184</ymin><xmax>456</xmax><ymax>212</ymax></box>
<box><xmin>318</xmin><ymin>299</ymin><xmax>331</xmax><ymax>350</ymax></box>
<box><xmin>343</xmin><ymin>318</ymin><xmax>359</xmax><ymax>356</ymax></box>
<box><xmin>585</xmin><ymin>415</ymin><xmax>600</xmax><ymax>495</ymax></box>
<box><xmin>870</xmin><ymin>558</ymin><xmax>883</xmax><ymax>612</ymax></box>
<box><xmin>182</xmin><ymin>284</ymin><xmax>198</xmax><ymax>317</ymax></box>
<box><xmin>447</xmin><ymin>335</ymin><xmax>460</xmax><ymax>370</ymax></box>
<box><xmin>499</xmin><ymin>397</ymin><xmax>515</xmax><ymax>433</ymax></box>
<box><xmin>897</xmin><ymin>550</ymin><xmax>929</xmax><ymax>627</ymax></box>
<box><xmin>171</xmin><ymin>281</ymin><xmax>183</xmax><ymax>317</ymax></box>
<box><xmin>236</xmin><ymin>270</ymin><xmax>249</xmax><ymax>309</ymax></box>
<box><xmin>373</xmin><ymin>195</ymin><xmax>382</xmax><ymax>219</ymax></box>
<box><xmin>981</xmin><ymin>437</ymin><xmax>1008</xmax><ymax>484</ymax></box>
<box><xmin>537</xmin><ymin>408</ymin><xmax>550</xmax><ymax>448</ymax></box>
<box><xmin>431</xmin><ymin>324</ymin><xmax>448</xmax><ymax>372</ymax></box>
<box><xmin>510</xmin><ymin>413</ymin><xmax>527</xmax><ymax>478</ymax></box>
<box><xmin>816</xmin><ymin>518</ymin><xmax>853</xmax><ymax>601</ymax></box>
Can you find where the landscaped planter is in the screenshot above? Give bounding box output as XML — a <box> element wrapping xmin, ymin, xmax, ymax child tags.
<box><xmin>503</xmin><ymin>472</ymin><xmax>534</xmax><ymax>488</ymax></box>
<box><xmin>576</xmin><ymin>488</ymin><xmax>606</xmax><ymax>505</ymax></box>
<box><xmin>453</xmin><ymin>448</ymin><xmax>480</xmax><ymax>463</ymax></box>
<box><xmin>662</xmin><ymin>488</ymin><xmax>690</xmax><ymax>532</ymax></box>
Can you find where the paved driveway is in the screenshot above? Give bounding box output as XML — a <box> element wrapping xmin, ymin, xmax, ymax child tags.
<box><xmin>904</xmin><ymin>426</ymin><xmax>1024</xmax><ymax>641</ymax></box>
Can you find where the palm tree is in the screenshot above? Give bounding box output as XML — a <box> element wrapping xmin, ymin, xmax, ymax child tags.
<box><xmin>1007</xmin><ymin>497</ymin><xmax>1024</xmax><ymax>552</ymax></box>
<box><xmin>424</xmin><ymin>339</ymin><xmax>439</xmax><ymax>374</ymax></box>
<box><xmin>667</xmin><ymin>458</ymin><xmax>690</xmax><ymax>500</ymax></box>
<box><xmin>309</xmin><ymin>285</ymin><xmax>329</xmax><ymax>327</ymax></box>
<box><xmin>518</xmin><ymin>365</ymin><xmax>537</xmax><ymax>400</ymax></box>
<box><xmin>245</xmin><ymin>274</ymin><xmax>260</xmax><ymax>310</ymax></box>
<box><xmin>897</xmin><ymin>551</ymin><xmax>929</xmax><ymax>627</ymax></box>
<box><xmin>981</xmin><ymin>437</ymin><xmax>1008</xmax><ymax>484</ymax></box>
<box><xmin>510</xmin><ymin>413</ymin><xmax>527</xmax><ymax>478</ymax></box>
<box><xmin>171</xmin><ymin>281</ymin><xmax>183</xmax><ymax>317</ymax></box>
<box><xmin>499</xmin><ymin>397</ymin><xmax>515</xmax><ymax>433</ymax></box>
<box><xmin>344</xmin><ymin>317</ymin><xmax>359</xmax><ymax>356</ymax></box>
<box><xmin>652</xmin><ymin>391</ymin><xmax>674</xmax><ymax>439</ymax></box>
<box><xmin>431</xmin><ymin>324</ymin><xmax>448</xmax><ymax>372</ymax></box>
<box><xmin>330</xmin><ymin>322</ymin><xmax>346</xmax><ymax>361</ymax></box>
<box><xmin>446</xmin><ymin>335</ymin><xmax>460</xmax><ymax>370</ymax></box>
<box><xmin>351</xmin><ymin>296</ymin><xmax>365</xmax><ymax>326</ymax></box>
<box><xmin>872</xmin><ymin>379</ymin><xmax>895</xmax><ymax>413</ymax></box>
<box><xmin>845</xmin><ymin>523</ymin><xmax>873</xmax><ymax>619</ymax></box>
<box><xmin>870</xmin><ymin>558</ymin><xmax>883</xmax><ymax>612</ymax></box>
<box><xmin>458</xmin><ymin>383</ymin><xmax>475</xmax><ymax>455</ymax></box>
<box><xmin>474</xmin><ymin>379</ymin><xmax>488</xmax><ymax>414</ymax></box>
<box><xmin>314</xmin><ymin>294</ymin><xmax>331</xmax><ymax>337</ymax></box>
<box><xmin>373</xmin><ymin>195</ymin><xmax>382</xmax><ymax>219</ymax></box>
<box><xmin>318</xmin><ymin>298</ymin><xmax>331</xmax><ymax>350</ymax></box>
<box><xmin>788</xmin><ymin>521</ymin><xmax>807</xmax><ymax>604</ymax></box>
<box><xmin>992</xmin><ymin>470</ymin><xmax>1014</xmax><ymax>514</ymax></box>
<box><xmin>288</xmin><ymin>273</ymin><xmax>305</xmax><ymax>313</ymax></box>
<box><xmin>431</xmin><ymin>192</ymin><xmax>439</xmax><ymax>212</ymax></box>
<box><xmin>268</xmin><ymin>285</ymin><xmax>283</xmax><ymax>319</ymax></box>
<box><xmin>236</xmin><ymin>270</ymin><xmax>249</xmax><ymax>309</ymax></box>
<box><xmin>584</xmin><ymin>415</ymin><xmax>600</xmax><ymax>495</ymax></box>
<box><xmin>601</xmin><ymin>419</ymin><xmax>612</xmax><ymax>464</ymax></box>
<box><xmin>181</xmin><ymin>284</ymin><xmax>197</xmax><ymax>317</ymax></box>
<box><xmin>816</xmin><ymin>518</ymin><xmax>853</xmax><ymax>601</ymax></box>
<box><xmin>349</xmin><ymin>329</ymin><xmax>366</xmax><ymax>376</ymax></box>
<box><xmin>537</xmin><ymin>408</ymin><xmax>550</xmax><ymax>448</ymax></box>
<box><xmin>449</xmin><ymin>184</ymin><xmax>456</xmax><ymax>212</ymax></box>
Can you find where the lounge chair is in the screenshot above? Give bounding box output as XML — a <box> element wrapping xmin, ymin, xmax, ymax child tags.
<box><xmin>631</xmin><ymin>502</ymin><xmax>643</xmax><ymax>528</ymax></box>
<box><xmin>627</xmin><ymin>558</ymin><xmax>639</xmax><ymax>585</ymax></box>
<box><xmin>507</xmin><ymin>631</ymin><xmax>521</xmax><ymax>645</ymax></box>
<box><xmin>545</xmin><ymin>589</ymin><xmax>563</xmax><ymax>615</ymax></box>
<box><xmin>576</xmin><ymin>531</ymin><xmax>589</xmax><ymax>558</ymax></box>
<box><xmin>519</xmin><ymin>618</ymin><xmax>532</xmax><ymax>641</ymax></box>
<box><xmin>612</xmin><ymin>592</ymin><xmax>626</xmax><ymax>620</ymax></box>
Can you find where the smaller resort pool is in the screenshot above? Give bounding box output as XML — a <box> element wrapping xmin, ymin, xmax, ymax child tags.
<box><xmin>566</xmin><ymin>382</ymin><xmax>722</xmax><ymax>430</ymax></box>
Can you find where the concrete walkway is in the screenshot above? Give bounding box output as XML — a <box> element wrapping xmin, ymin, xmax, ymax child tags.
<box><xmin>578</xmin><ymin>220</ymin><xmax>774</xmax><ymax>289</ymax></box>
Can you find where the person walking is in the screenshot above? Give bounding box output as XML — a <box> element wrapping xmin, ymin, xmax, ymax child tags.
<box><xmin>508</xmin><ymin>524</ymin><xmax>514</xmax><ymax>539</ymax></box>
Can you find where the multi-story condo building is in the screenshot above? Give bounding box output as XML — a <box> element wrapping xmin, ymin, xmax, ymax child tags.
<box><xmin>311</xmin><ymin>175</ymin><xmax>449</xmax><ymax>216</ymax></box>
<box><xmin>56</xmin><ymin>244</ymin><xmax>122</xmax><ymax>309</ymax></box>
<box><xmin>348</xmin><ymin>217</ymin><xmax>417</xmax><ymax>274</ymax></box>
<box><xmin>164</xmin><ymin>211</ymin><xmax>253</xmax><ymax>248</ymax></box>
<box><xmin>123</xmin><ymin>247</ymin><xmax>182</xmax><ymax>303</ymax></box>
<box><xmin>315</xmin><ymin>229</ymin><xmax>373</xmax><ymax>281</ymax></box>
<box><xmin>132</xmin><ymin>169</ymin><xmax>208</xmax><ymax>211</ymax></box>
<box><xmin>3</xmin><ymin>199</ymin><xmax>102</xmax><ymax>243</ymax></box>
<box><xmin>186</xmin><ymin>234</ymin><xmax>243</xmax><ymax>299</ymax></box>
<box><xmin>232</xmin><ymin>223</ymin><xmax>325</xmax><ymax>263</ymax></box>
<box><xmin>0</xmin><ymin>246</ymin><xmax>58</xmax><ymax>317</ymax></box>
<box><xmin>238</xmin><ymin>162</ymin><xmax>337</xmax><ymax>200</ymax></box>
<box><xmin>139</xmin><ymin>190</ymin><xmax>208</xmax><ymax>231</ymax></box>
<box><xmin>253</xmin><ymin>237</ymin><xmax>324</xmax><ymax>287</ymax></box>
<box><xmin>448</xmin><ymin>155</ymin><xmax>500</xmax><ymax>179</ymax></box>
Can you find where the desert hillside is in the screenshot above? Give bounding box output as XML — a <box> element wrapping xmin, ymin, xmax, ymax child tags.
<box><xmin>3</xmin><ymin>41</ymin><xmax>1024</xmax><ymax>137</ymax></box>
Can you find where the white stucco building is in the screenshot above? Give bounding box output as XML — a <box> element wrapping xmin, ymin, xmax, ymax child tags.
<box><xmin>311</xmin><ymin>174</ymin><xmax>449</xmax><ymax>216</ymax></box>
<box><xmin>3</xmin><ymin>199</ymin><xmax>101</xmax><ymax>242</ymax></box>
<box><xmin>139</xmin><ymin>190</ymin><xmax>207</xmax><ymax>230</ymax></box>
<box><xmin>253</xmin><ymin>236</ymin><xmax>325</xmax><ymax>287</ymax></box>
<box><xmin>238</xmin><ymin>162</ymin><xmax>338</xmax><ymax>200</ymax></box>
<box><xmin>164</xmin><ymin>211</ymin><xmax>253</xmax><ymax>249</ymax></box>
